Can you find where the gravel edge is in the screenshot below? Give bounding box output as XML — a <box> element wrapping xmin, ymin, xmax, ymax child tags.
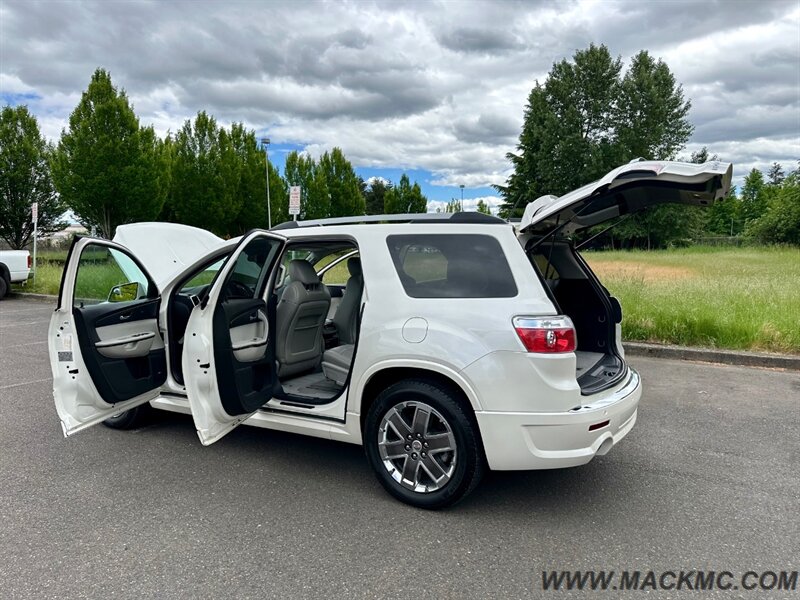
<box><xmin>624</xmin><ymin>342</ymin><xmax>800</xmax><ymax>371</ymax></box>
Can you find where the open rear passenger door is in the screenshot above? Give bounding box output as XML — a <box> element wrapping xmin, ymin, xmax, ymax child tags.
<box><xmin>182</xmin><ymin>231</ymin><xmax>286</xmax><ymax>445</ymax></box>
<box><xmin>49</xmin><ymin>237</ymin><xmax>167</xmax><ymax>435</ymax></box>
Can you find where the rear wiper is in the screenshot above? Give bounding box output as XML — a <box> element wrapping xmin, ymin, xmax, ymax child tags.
<box><xmin>576</xmin><ymin>214</ymin><xmax>632</xmax><ymax>250</ymax></box>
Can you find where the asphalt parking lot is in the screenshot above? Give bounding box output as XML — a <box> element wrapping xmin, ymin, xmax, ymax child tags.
<box><xmin>1</xmin><ymin>295</ymin><xmax>798</xmax><ymax>599</ymax></box>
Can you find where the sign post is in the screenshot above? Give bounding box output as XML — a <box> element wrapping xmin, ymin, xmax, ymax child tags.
<box><xmin>289</xmin><ymin>186</ymin><xmax>301</xmax><ymax>221</ymax></box>
<box><xmin>31</xmin><ymin>202</ymin><xmax>38</xmax><ymax>286</ymax></box>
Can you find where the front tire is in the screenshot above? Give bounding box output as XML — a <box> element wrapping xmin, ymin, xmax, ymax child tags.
<box><xmin>103</xmin><ymin>404</ymin><xmax>151</xmax><ymax>430</ymax></box>
<box><xmin>364</xmin><ymin>379</ymin><xmax>485</xmax><ymax>509</ymax></box>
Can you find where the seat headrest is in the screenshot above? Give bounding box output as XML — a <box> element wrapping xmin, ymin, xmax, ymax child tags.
<box><xmin>288</xmin><ymin>260</ymin><xmax>320</xmax><ymax>286</ymax></box>
<box><xmin>347</xmin><ymin>257</ymin><xmax>362</xmax><ymax>277</ymax></box>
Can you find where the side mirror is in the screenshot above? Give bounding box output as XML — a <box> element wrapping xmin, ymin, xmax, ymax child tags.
<box><xmin>108</xmin><ymin>281</ymin><xmax>140</xmax><ymax>303</ymax></box>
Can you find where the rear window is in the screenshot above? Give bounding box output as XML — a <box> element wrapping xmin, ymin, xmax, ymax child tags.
<box><xmin>386</xmin><ymin>234</ymin><xmax>517</xmax><ymax>298</ymax></box>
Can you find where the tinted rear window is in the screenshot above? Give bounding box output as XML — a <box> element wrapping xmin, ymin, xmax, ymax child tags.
<box><xmin>386</xmin><ymin>234</ymin><xmax>517</xmax><ymax>298</ymax></box>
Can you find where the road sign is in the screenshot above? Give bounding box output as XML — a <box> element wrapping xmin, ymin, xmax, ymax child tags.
<box><xmin>31</xmin><ymin>202</ymin><xmax>38</xmax><ymax>222</ymax></box>
<box><xmin>289</xmin><ymin>186</ymin><xmax>301</xmax><ymax>216</ymax></box>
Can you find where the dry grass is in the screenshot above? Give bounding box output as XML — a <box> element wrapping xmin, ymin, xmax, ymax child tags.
<box><xmin>585</xmin><ymin>246</ymin><xmax>800</xmax><ymax>354</ymax></box>
<box><xmin>589</xmin><ymin>262</ymin><xmax>697</xmax><ymax>283</ymax></box>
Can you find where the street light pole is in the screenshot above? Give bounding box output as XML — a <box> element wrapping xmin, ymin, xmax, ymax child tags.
<box><xmin>459</xmin><ymin>184</ymin><xmax>465</xmax><ymax>212</ymax></box>
<box><xmin>261</xmin><ymin>137</ymin><xmax>272</xmax><ymax>229</ymax></box>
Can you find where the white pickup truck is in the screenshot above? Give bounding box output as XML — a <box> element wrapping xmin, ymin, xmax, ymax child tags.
<box><xmin>0</xmin><ymin>250</ymin><xmax>31</xmax><ymax>299</ymax></box>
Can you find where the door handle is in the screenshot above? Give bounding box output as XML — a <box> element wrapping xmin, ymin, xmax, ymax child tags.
<box><xmin>119</xmin><ymin>313</ymin><xmax>132</xmax><ymax>321</ymax></box>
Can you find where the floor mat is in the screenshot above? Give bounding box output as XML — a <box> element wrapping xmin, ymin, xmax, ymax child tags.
<box><xmin>281</xmin><ymin>371</ymin><xmax>342</xmax><ymax>399</ymax></box>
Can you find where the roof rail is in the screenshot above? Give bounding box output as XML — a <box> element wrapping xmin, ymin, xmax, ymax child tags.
<box><xmin>271</xmin><ymin>212</ymin><xmax>506</xmax><ymax>230</ymax></box>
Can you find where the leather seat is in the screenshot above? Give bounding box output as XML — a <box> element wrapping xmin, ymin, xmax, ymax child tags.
<box><xmin>321</xmin><ymin>344</ymin><xmax>354</xmax><ymax>386</ymax></box>
<box><xmin>276</xmin><ymin>260</ymin><xmax>331</xmax><ymax>378</ymax></box>
<box><xmin>332</xmin><ymin>257</ymin><xmax>363</xmax><ymax>344</ymax></box>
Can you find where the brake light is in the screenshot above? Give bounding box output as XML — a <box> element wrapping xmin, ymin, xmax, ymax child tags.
<box><xmin>27</xmin><ymin>254</ymin><xmax>32</xmax><ymax>269</ymax></box>
<box><xmin>513</xmin><ymin>316</ymin><xmax>576</xmax><ymax>353</ymax></box>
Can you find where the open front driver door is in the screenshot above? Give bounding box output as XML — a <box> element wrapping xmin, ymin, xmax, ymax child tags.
<box><xmin>182</xmin><ymin>231</ymin><xmax>286</xmax><ymax>445</ymax></box>
<box><xmin>49</xmin><ymin>237</ymin><xmax>167</xmax><ymax>436</ymax></box>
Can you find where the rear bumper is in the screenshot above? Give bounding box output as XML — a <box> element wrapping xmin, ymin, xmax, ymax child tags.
<box><xmin>9</xmin><ymin>270</ymin><xmax>30</xmax><ymax>283</ymax></box>
<box><xmin>475</xmin><ymin>368</ymin><xmax>641</xmax><ymax>470</ymax></box>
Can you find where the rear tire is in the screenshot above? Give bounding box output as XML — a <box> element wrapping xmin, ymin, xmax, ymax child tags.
<box><xmin>0</xmin><ymin>276</ymin><xmax>8</xmax><ymax>300</ymax></box>
<box><xmin>103</xmin><ymin>404</ymin><xmax>151</xmax><ymax>430</ymax></box>
<box><xmin>364</xmin><ymin>379</ymin><xmax>485</xmax><ymax>509</ymax></box>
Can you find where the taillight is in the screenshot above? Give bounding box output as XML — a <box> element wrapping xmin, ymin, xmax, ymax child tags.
<box><xmin>27</xmin><ymin>254</ymin><xmax>32</xmax><ymax>269</ymax></box>
<box><xmin>513</xmin><ymin>316</ymin><xmax>576</xmax><ymax>353</ymax></box>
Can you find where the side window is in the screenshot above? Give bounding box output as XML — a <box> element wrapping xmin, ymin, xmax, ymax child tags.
<box><xmin>386</xmin><ymin>234</ymin><xmax>518</xmax><ymax>299</ymax></box>
<box><xmin>223</xmin><ymin>237</ymin><xmax>282</xmax><ymax>300</ymax></box>
<box><xmin>179</xmin><ymin>258</ymin><xmax>225</xmax><ymax>295</ymax></box>
<box><xmin>73</xmin><ymin>243</ymin><xmax>151</xmax><ymax>308</ymax></box>
<box><xmin>316</xmin><ymin>251</ymin><xmax>356</xmax><ymax>285</ymax></box>
<box><xmin>532</xmin><ymin>254</ymin><xmax>560</xmax><ymax>280</ymax></box>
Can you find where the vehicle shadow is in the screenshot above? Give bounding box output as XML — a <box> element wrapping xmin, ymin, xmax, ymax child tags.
<box><xmin>140</xmin><ymin>408</ymin><xmax>641</xmax><ymax>517</ymax></box>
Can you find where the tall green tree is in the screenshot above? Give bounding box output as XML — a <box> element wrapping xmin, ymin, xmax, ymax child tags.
<box><xmin>497</xmin><ymin>44</ymin><xmax>693</xmax><ymax>227</ymax></box>
<box><xmin>384</xmin><ymin>174</ymin><xmax>427</xmax><ymax>213</ymax></box>
<box><xmin>0</xmin><ymin>105</ymin><xmax>66</xmax><ymax>248</ymax></box>
<box><xmin>687</xmin><ymin>148</ymin><xmax>741</xmax><ymax>236</ymax></box>
<box><xmin>496</xmin><ymin>87</ymin><xmax>555</xmax><ymax>214</ymax></box>
<box><xmin>767</xmin><ymin>162</ymin><xmax>785</xmax><ymax>186</ymax></box>
<box><xmin>319</xmin><ymin>147</ymin><xmax>365</xmax><ymax>217</ymax></box>
<box><xmin>476</xmin><ymin>199</ymin><xmax>492</xmax><ymax>215</ymax></box>
<box><xmin>705</xmin><ymin>186</ymin><xmax>741</xmax><ymax>236</ymax></box>
<box><xmin>740</xmin><ymin>168</ymin><xmax>768</xmax><ymax>225</ymax></box>
<box><xmin>51</xmin><ymin>68</ymin><xmax>168</xmax><ymax>238</ymax></box>
<box><xmin>746</xmin><ymin>173</ymin><xmax>800</xmax><ymax>245</ymax></box>
<box><xmin>227</xmin><ymin>124</ymin><xmax>289</xmax><ymax>232</ymax></box>
<box><xmin>284</xmin><ymin>151</ymin><xmax>329</xmax><ymax>219</ymax></box>
<box><xmin>497</xmin><ymin>44</ymin><xmax>623</xmax><ymax>217</ymax></box>
<box><xmin>616</xmin><ymin>51</ymin><xmax>693</xmax><ymax>162</ymax></box>
<box><xmin>363</xmin><ymin>178</ymin><xmax>391</xmax><ymax>215</ymax></box>
<box><xmin>164</xmin><ymin>111</ymin><xmax>241</xmax><ymax>236</ymax></box>
<box><xmin>266</xmin><ymin>161</ymin><xmax>290</xmax><ymax>227</ymax></box>
<box><xmin>442</xmin><ymin>199</ymin><xmax>460</xmax><ymax>213</ymax></box>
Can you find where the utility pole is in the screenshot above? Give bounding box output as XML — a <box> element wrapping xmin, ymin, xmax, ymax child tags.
<box><xmin>31</xmin><ymin>202</ymin><xmax>38</xmax><ymax>287</ymax></box>
<box><xmin>459</xmin><ymin>184</ymin><xmax>465</xmax><ymax>212</ymax></box>
<box><xmin>261</xmin><ymin>137</ymin><xmax>272</xmax><ymax>229</ymax></box>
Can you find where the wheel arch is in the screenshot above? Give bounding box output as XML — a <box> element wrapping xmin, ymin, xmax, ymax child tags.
<box><xmin>355</xmin><ymin>361</ymin><xmax>483</xmax><ymax>435</ymax></box>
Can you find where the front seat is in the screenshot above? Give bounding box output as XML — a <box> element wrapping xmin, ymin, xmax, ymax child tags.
<box><xmin>332</xmin><ymin>257</ymin><xmax>363</xmax><ymax>344</ymax></box>
<box><xmin>276</xmin><ymin>260</ymin><xmax>331</xmax><ymax>378</ymax></box>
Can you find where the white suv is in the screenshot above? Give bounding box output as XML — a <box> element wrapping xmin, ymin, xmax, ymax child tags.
<box><xmin>49</xmin><ymin>160</ymin><xmax>731</xmax><ymax>508</ymax></box>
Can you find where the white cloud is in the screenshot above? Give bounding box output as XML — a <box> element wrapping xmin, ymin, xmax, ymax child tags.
<box><xmin>1</xmin><ymin>0</ymin><xmax>798</xmax><ymax>190</ymax></box>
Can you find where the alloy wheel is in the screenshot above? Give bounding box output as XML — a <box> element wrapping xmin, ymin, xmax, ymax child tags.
<box><xmin>378</xmin><ymin>400</ymin><xmax>457</xmax><ymax>493</ymax></box>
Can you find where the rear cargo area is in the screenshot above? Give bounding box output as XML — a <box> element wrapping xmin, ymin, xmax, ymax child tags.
<box><xmin>527</xmin><ymin>239</ymin><xmax>626</xmax><ymax>394</ymax></box>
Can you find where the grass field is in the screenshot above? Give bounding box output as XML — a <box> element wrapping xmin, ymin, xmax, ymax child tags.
<box><xmin>584</xmin><ymin>246</ymin><xmax>800</xmax><ymax>354</ymax></box>
<box><xmin>12</xmin><ymin>246</ymin><xmax>800</xmax><ymax>354</ymax></box>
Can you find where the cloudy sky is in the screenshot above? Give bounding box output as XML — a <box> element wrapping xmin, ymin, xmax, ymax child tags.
<box><xmin>1</xmin><ymin>0</ymin><xmax>798</xmax><ymax>213</ymax></box>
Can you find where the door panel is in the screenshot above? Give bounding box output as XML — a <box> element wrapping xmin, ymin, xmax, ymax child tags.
<box><xmin>49</xmin><ymin>237</ymin><xmax>166</xmax><ymax>436</ymax></box>
<box><xmin>229</xmin><ymin>304</ymin><xmax>269</xmax><ymax>363</ymax></box>
<box><xmin>213</xmin><ymin>297</ymin><xmax>279</xmax><ymax>415</ymax></box>
<box><xmin>183</xmin><ymin>231</ymin><xmax>286</xmax><ymax>445</ymax></box>
<box><xmin>72</xmin><ymin>299</ymin><xmax>166</xmax><ymax>403</ymax></box>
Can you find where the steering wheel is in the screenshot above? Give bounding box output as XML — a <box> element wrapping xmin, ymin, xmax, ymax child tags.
<box><xmin>226</xmin><ymin>280</ymin><xmax>252</xmax><ymax>298</ymax></box>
